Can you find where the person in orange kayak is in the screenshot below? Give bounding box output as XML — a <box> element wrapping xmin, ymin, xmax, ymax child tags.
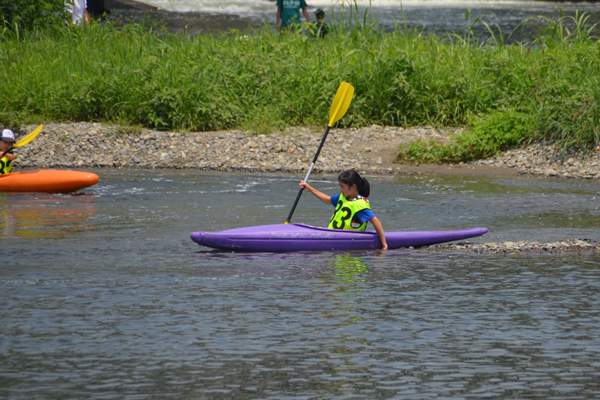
<box><xmin>300</xmin><ymin>169</ymin><xmax>388</xmax><ymax>250</ymax></box>
<box><xmin>0</xmin><ymin>129</ymin><xmax>16</xmax><ymax>175</ymax></box>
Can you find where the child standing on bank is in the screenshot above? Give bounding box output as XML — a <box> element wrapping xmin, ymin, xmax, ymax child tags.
<box><xmin>300</xmin><ymin>170</ymin><xmax>388</xmax><ymax>250</ymax></box>
<box><xmin>276</xmin><ymin>0</ymin><xmax>310</xmax><ymax>31</ymax></box>
<box><xmin>0</xmin><ymin>129</ymin><xmax>16</xmax><ymax>175</ymax></box>
<box><xmin>314</xmin><ymin>9</ymin><xmax>329</xmax><ymax>38</ymax></box>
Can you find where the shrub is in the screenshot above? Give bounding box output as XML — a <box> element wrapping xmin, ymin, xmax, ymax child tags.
<box><xmin>397</xmin><ymin>111</ymin><xmax>537</xmax><ymax>163</ymax></box>
<box><xmin>0</xmin><ymin>0</ymin><xmax>68</xmax><ymax>32</ymax></box>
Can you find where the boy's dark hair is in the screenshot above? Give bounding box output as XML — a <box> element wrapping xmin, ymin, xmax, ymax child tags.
<box><xmin>314</xmin><ymin>9</ymin><xmax>325</xmax><ymax>18</ymax></box>
<box><xmin>338</xmin><ymin>170</ymin><xmax>370</xmax><ymax>198</ymax></box>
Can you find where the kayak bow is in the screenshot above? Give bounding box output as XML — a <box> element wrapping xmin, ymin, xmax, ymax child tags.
<box><xmin>191</xmin><ymin>223</ymin><xmax>488</xmax><ymax>252</ymax></box>
<box><xmin>0</xmin><ymin>169</ymin><xmax>99</xmax><ymax>193</ymax></box>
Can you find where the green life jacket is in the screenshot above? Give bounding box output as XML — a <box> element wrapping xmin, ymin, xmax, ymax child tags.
<box><xmin>328</xmin><ymin>194</ymin><xmax>371</xmax><ymax>231</ymax></box>
<box><xmin>0</xmin><ymin>153</ymin><xmax>12</xmax><ymax>175</ymax></box>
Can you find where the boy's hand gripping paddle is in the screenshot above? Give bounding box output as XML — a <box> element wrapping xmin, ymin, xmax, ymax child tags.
<box><xmin>1</xmin><ymin>125</ymin><xmax>43</xmax><ymax>158</ymax></box>
<box><xmin>285</xmin><ymin>82</ymin><xmax>355</xmax><ymax>224</ymax></box>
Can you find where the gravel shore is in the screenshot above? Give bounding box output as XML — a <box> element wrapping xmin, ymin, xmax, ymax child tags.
<box><xmin>9</xmin><ymin>122</ymin><xmax>600</xmax><ymax>256</ymax></box>
<box><xmin>12</xmin><ymin>122</ymin><xmax>600</xmax><ymax>180</ymax></box>
<box><xmin>472</xmin><ymin>143</ymin><xmax>600</xmax><ymax>180</ymax></box>
<box><xmin>12</xmin><ymin>122</ymin><xmax>443</xmax><ymax>175</ymax></box>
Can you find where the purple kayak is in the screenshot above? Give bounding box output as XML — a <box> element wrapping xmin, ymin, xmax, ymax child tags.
<box><xmin>191</xmin><ymin>223</ymin><xmax>488</xmax><ymax>252</ymax></box>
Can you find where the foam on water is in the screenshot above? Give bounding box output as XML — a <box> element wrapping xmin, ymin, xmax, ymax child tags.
<box><xmin>138</xmin><ymin>0</ymin><xmax>276</xmax><ymax>14</ymax></box>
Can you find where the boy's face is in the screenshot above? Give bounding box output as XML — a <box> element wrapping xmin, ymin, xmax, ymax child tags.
<box><xmin>0</xmin><ymin>141</ymin><xmax>14</xmax><ymax>152</ymax></box>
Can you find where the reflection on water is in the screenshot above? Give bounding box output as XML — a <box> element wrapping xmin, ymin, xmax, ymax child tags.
<box><xmin>1</xmin><ymin>170</ymin><xmax>600</xmax><ymax>398</ymax></box>
<box><xmin>331</xmin><ymin>254</ymin><xmax>369</xmax><ymax>285</ymax></box>
<box><xmin>0</xmin><ymin>194</ymin><xmax>97</xmax><ymax>239</ymax></box>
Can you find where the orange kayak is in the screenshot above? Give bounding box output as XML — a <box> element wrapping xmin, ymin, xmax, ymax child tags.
<box><xmin>0</xmin><ymin>170</ymin><xmax>99</xmax><ymax>193</ymax></box>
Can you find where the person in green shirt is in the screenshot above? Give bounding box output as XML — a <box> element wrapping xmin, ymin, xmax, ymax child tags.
<box><xmin>276</xmin><ymin>0</ymin><xmax>310</xmax><ymax>31</ymax></box>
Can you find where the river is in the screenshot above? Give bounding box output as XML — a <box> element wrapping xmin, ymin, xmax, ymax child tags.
<box><xmin>2</xmin><ymin>170</ymin><xmax>600</xmax><ymax>398</ymax></box>
<box><xmin>109</xmin><ymin>0</ymin><xmax>600</xmax><ymax>38</ymax></box>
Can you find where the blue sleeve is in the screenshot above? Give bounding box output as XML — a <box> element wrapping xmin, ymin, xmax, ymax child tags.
<box><xmin>354</xmin><ymin>209</ymin><xmax>376</xmax><ymax>224</ymax></box>
<box><xmin>330</xmin><ymin>193</ymin><xmax>340</xmax><ymax>207</ymax></box>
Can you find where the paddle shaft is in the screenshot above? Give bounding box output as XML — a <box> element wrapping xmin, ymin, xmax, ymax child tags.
<box><xmin>285</xmin><ymin>126</ymin><xmax>331</xmax><ymax>224</ymax></box>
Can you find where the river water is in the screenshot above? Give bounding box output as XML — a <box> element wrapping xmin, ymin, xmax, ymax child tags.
<box><xmin>111</xmin><ymin>0</ymin><xmax>600</xmax><ymax>38</ymax></box>
<box><xmin>2</xmin><ymin>170</ymin><xmax>600</xmax><ymax>398</ymax></box>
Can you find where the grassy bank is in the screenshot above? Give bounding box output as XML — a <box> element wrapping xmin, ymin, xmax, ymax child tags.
<box><xmin>1</xmin><ymin>12</ymin><xmax>599</xmax><ymax>161</ymax></box>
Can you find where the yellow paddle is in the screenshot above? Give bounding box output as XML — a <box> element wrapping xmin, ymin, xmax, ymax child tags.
<box><xmin>285</xmin><ymin>82</ymin><xmax>355</xmax><ymax>224</ymax></box>
<box><xmin>14</xmin><ymin>124</ymin><xmax>43</xmax><ymax>148</ymax></box>
<box><xmin>1</xmin><ymin>124</ymin><xmax>43</xmax><ymax>158</ymax></box>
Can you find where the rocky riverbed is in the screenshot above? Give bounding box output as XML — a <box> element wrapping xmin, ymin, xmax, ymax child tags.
<box><xmin>424</xmin><ymin>239</ymin><xmax>600</xmax><ymax>255</ymax></box>
<box><xmin>11</xmin><ymin>122</ymin><xmax>600</xmax><ymax>180</ymax></box>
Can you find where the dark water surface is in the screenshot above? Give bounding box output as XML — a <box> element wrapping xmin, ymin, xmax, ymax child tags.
<box><xmin>2</xmin><ymin>170</ymin><xmax>600</xmax><ymax>398</ymax></box>
<box><xmin>108</xmin><ymin>0</ymin><xmax>600</xmax><ymax>40</ymax></box>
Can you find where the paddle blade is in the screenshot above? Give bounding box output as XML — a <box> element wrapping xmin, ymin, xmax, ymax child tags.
<box><xmin>328</xmin><ymin>82</ymin><xmax>354</xmax><ymax>127</ymax></box>
<box><xmin>14</xmin><ymin>124</ymin><xmax>43</xmax><ymax>148</ymax></box>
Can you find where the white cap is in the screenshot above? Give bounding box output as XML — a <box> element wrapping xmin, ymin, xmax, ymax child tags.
<box><xmin>1</xmin><ymin>129</ymin><xmax>15</xmax><ymax>142</ymax></box>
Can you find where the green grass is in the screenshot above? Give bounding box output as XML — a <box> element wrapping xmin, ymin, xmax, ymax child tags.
<box><xmin>1</xmin><ymin>9</ymin><xmax>599</xmax><ymax>163</ymax></box>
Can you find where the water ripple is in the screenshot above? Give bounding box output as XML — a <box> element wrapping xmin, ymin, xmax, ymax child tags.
<box><xmin>2</xmin><ymin>171</ymin><xmax>600</xmax><ymax>398</ymax></box>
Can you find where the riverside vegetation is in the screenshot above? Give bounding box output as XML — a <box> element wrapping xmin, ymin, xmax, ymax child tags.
<box><xmin>1</xmin><ymin>7</ymin><xmax>600</xmax><ymax>165</ymax></box>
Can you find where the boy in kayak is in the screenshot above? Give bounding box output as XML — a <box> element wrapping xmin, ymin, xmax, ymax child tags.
<box><xmin>0</xmin><ymin>129</ymin><xmax>16</xmax><ymax>175</ymax></box>
<box><xmin>276</xmin><ymin>0</ymin><xmax>310</xmax><ymax>31</ymax></box>
<box><xmin>300</xmin><ymin>170</ymin><xmax>388</xmax><ymax>250</ymax></box>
